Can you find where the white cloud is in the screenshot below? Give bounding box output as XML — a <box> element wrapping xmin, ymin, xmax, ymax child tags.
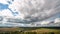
<box><xmin>8</xmin><ymin>0</ymin><xmax>60</xmax><ymax>23</ymax></box>
<box><xmin>40</xmin><ymin>21</ymin><xmax>50</xmax><ymax>25</ymax></box>
<box><xmin>0</xmin><ymin>0</ymin><xmax>10</xmax><ymax>4</ymax></box>
<box><xmin>16</xmin><ymin>0</ymin><xmax>60</xmax><ymax>23</ymax></box>
<box><xmin>0</xmin><ymin>9</ymin><xmax>13</xmax><ymax>16</ymax></box>
<box><xmin>54</xmin><ymin>18</ymin><xmax>60</xmax><ymax>23</ymax></box>
<box><xmin>0</xmin><ymin>0</ymin><xmax>60</xmax><ymax>27</ymax></box>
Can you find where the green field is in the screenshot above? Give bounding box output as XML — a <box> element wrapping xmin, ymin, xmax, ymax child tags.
<box><xmin>0</xmin><ymin>27</ymin><xmax>60</xmax><ymax>34</ymax></box>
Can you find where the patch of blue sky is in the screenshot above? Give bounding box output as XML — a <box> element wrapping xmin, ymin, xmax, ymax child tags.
<box><xmin>0</xmin><ymin>2</ymin><xmax>19</xmax><ymax>16</ymax></box>
<box><xmin>0</xmin><ymin>3</ymin><xmax>8</xmax><ymax>11</ymax></box>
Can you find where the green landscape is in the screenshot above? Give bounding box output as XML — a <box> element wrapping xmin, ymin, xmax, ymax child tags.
<box><xmin>0</xmin><ymin>27</ymin><xmax>60</xmax><ymax>34</ymax></box>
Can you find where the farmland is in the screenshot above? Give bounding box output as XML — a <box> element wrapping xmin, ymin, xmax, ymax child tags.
<box><xmin>0</xmin><ymin>27</ymin><xmax>60</xmax><ymax>34</ymax></box>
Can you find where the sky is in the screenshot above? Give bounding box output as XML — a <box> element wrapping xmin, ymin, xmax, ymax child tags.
<box><xmin>0</xmin><ymin>0</ymin><xmax>60</xmax><ymax>27</ymax></box>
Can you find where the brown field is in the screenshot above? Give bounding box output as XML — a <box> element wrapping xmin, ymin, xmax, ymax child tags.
<box><xmin>0</xmin><ymin>28</ymin><xmax>19</xmax><ymax>32</ymax></box>
<box><xmin>0</xmin><ymin>27</ymin><xmax>60</xmax><ymax>34</ymax></box>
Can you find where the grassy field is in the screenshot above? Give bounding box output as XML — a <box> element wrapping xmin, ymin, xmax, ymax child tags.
<box><xmin>0</xmin><ymin>27</ymin><xmax>60</xmax><ymax>34</ymax></box>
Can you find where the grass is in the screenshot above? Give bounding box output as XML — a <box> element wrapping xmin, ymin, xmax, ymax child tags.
<box><xmin>23</xmin><ymin>27</ymin><xmax>60</xmax><ymax>34</ymax></box>
<box><xmin>0</xmin><ymin>27</ymin><xmax>60</xmax><ymax>34</ymax></box>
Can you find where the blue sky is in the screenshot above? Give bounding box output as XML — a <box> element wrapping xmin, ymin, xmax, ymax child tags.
<box><xmin>0</xmin><ymin>0</ymin><xmax>19</xmax><ymax>16</ymax></box>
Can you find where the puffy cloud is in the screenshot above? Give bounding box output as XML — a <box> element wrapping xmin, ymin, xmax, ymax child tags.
<box><xmin>7</xmin><ymin>0</ymin><xmax>60</xmax><ymax>24</ymax></box>
<box><xmin>0</xmin><ymin>0</ymin><xmax>60</xmax><ymax>27</ymax></box>
<box><xmin>0</xmin><ymin>9</ymin><xmax>13</xmax><ymax>16</ymax></box>
<box><xmin>54</xmin><ymin>18</ymin><xmax>60</xmax><ymax>23</ymax></box>
<box><xmin>0</xmin><ymin>0</ymin><xmax>13</xmax><ymax>4</ymax></box>
<box><xmin>0</xmin><ymin>0</ymin><xmax>8</xmax><ymax>4</ymax></box>
<box><xmin>13</xmin><ymin>0</ymin><xmax>60</xmax><ymax>23</ymax></box>
<box><xmin>40</xmin><ymin>21</ymin><xmax>51</xmax><ymax>25</ymax></box>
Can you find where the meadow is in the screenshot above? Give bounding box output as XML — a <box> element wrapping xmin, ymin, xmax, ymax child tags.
<box><xmin>0</xmin><ymin>27</ymin><xmax>60</xmax><ymax>34</ymax></box>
